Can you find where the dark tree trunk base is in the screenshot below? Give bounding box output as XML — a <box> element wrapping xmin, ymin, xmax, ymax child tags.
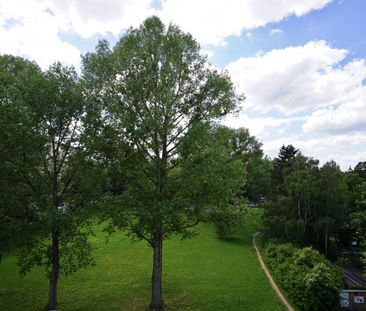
<box><xmin>47</xmin><ymin>231</ymin><xmax>59</xmax><ymax>311</ymax></box>
<box><xmin>150</xmin><ymin>232</ymin><xmax>163</xmax><ymax>310</ymax></box>
<box><xmin>149</xmin><ymin>304</ymin><xmax>165</xmax><ymax>311</ymax></box>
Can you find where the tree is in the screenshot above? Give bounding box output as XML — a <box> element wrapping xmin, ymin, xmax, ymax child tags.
<box><xmin>317</xmin><ymin>161</ymin><xmax>347</xmax><ymax>256</ymax></box>
<box><xmin>246</xmin><ymin>156</ymin><xmax>273</xmax><ymax>204</ymax></box>
<box><xmin>203</xmin><ymin>126</ymin><xmax>247</xmax><ymax>239</ymax></box>
<box><xmin>263</xmin><ymin>153</ymin><xmax>320</xmax><ymax>245</ymax></box>
<box><xmin>272</xmin><ymin>144</ymin><xmax>298</xmax><ymax>196</ymax></box>
<box><xmin>284</xmin><ymin>154</ymin><xmax>320</xmax><ymax>245</ymax></box>
<box><xmin>274</xmin><ymin>144</ymin><xmax>298</xmax><ymax>168</ymax></box>
<box><xmin>0</xmin><ymin>57</ymin><xmax>101</xmax><ymax>310</ymax></box>
<box><xmin>340</xmin><ymin>172</ymin><xmax>366</xmax><ymax>248</ymax></box>
<box><xmin>83</xmin><ymin>16</ymin><xmax>244</xmax><ymax>310</ymax></box>
<box><xmin>354</xmin><ymin>161</ymin><xmax>366</xmax><ymax>180</ymax></box>
<box><xmin>349</xmin><ymin>180</ymin><xmax>366</xmax><ymax>246</ymax></box>
<box><xmin>0</xmin><ymin>55</ymin><xmax>44</xmax><ymax>260</ymax></box>
<box><xmin>213</xmin><ymin>126</ymin><xmax>272</xmax><ymax>204</ymax></box>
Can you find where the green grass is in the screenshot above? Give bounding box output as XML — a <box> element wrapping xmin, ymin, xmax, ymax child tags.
<box><xmin>0</xmin><ymin>211</ymin><xmax>284</xmax><ymax>310</ymax></box>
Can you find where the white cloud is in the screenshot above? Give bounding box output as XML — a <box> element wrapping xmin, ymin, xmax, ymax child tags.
<box><xmin>222</xmin><ymin>113</ymin><xmax>306</xmax><ymax>137</ymax></box>
<box><xmin>0</xmin><ymin>0</ymin><xmax>81</xmax><ymax>69</ymax></box>
<box><xmin>262</xmin><ymin>133</ymin><xmax>366</xmax><ymax>170</ymax></box>
<box><xmin>0</xmin><ymin>0</ymin><xmax>334</xmax><ymax>68</ymax></box>
<box><xmin>47</xmin><ymin>0</ymin><xmax>156</xmax><ymax>39</ymax></box>
<box><xmin>344</xmin><ymin>151</ymin><xmax>366</xmax><ymax>169</ymax></box>
<box><xmin>226</xmin><ymin>41</ymin><xmax>366</xmax><ymax>115</ymax></box>
<box><xmin>303</xmin><ymin>87</ymin><xmax>366</xmax><ymax>134</ymax></box>
<box><xmin>0</xmin><ymin>0</ymin><xmax>156</xmax><ymax>69</ymax></box>
<box><xmin>270</xmin><ymin>28</ymin><xmax>283</xmax><ymax>35</ymax></box>
<box><xmin>159</xmin><ymin>0</ymin><xmax>333</xmax><ymax>46</ymax></box>
<box><xmin>226</xmin><ymin>40</ymin><xmax>366</xmax><ymax>169</ymax></box>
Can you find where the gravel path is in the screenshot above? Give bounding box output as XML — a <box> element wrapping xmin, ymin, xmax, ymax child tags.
<box><xmin>253</xmin><ymin>232</ymin><xmax>295</xmax><ymax>311</ymax></box>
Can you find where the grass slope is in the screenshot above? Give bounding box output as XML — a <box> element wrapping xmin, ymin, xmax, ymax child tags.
<box><xmin>0</xmin><ymin>212</ymin><xmax>283</xmax><ymax>310</ymax></box>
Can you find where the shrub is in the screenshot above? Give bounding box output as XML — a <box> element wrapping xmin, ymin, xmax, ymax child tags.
<box><xmin>263</xmin><ymin>243</ymin><xmax>343</xmax><ymax>311</ymax></box>
<box><xmin>362</xmin><ymin>241</ymin><xmax>366</xmax><ymax>278</ymax></box>
<box><xmin>303</xmin><ymin>263</ymin><xmax>342</xmax><ymax>311</ymax></box>
<box><xmin>210</xmin><ymin>204</ymin><xmax>246</xmax><ymax>239</ymax></box>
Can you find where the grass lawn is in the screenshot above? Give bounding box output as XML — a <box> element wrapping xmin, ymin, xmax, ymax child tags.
<box><xmin>0</xmin><ymin>211</ymin><xmax>284</xmax><ymax>310</ymax></box>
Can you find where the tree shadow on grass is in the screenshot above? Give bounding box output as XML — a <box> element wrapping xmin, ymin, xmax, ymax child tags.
<box><xmin>219</xmin><ymin>236</ymin><xmax>246</xmax><ymax>246</ymax></box>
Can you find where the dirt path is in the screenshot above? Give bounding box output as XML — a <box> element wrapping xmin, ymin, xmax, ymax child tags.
<box><xmin>253</xmin><ymin>232</ymin><xmax>295</xmax><ymax>311</ymax></box>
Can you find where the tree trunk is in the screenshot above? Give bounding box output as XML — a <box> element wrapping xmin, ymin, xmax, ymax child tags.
<box><xmin>47</xmin><ymin>231</ymin><xmax>60</xmax><ymax>311</ymax></box>
<box><xmin>324</xmin><ymin>224</ymin><xmax>328</xmax><ymax>257</ymax></box>
<box><xmin>150</xmin><ymin>232</ymin><xmax>163</xmax><ymax>311</ymax></box>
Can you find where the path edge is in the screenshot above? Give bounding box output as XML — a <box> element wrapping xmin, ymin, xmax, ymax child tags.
<box><xmin>253</xmin><ymin>232</ymin><xmax>295</xmax><ymax>311</ymax></box>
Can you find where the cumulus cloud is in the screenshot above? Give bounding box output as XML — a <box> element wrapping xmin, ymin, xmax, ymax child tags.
<box><xmin>0</xmin><ymin>0</ymin><xmax>156</xmax><ymax>69</ymax></box>
<box><xmin>226</xmin><ymin>41</ymin><xmax>366</xmax><ymax>115</ymax></box>
<box><xmin>47</xmin><ymin>0</ymin><xmax>156</xmax><ymax>38</ymax></box>
<box><xmin>0</xmin><ymin>0</ymin><xmax>81</xmax><ymax>69</ymax></box>
<box><xmin>262</xmin><ymin>133</ymin><xmax>366</xmax><ymax>170</ymax></box>
<box><xmin>159</xmin><ymin>0</ymin><xmax>333</xmax><ymax>46</ymax></box>
<box><xmin>226</xmin><ymin>40</ymin><xmax>366</xmax><ymax>168</ymax></box>
<box><xmin>303</xmin><ymin>87</ymin><xmax>366</xmax><ymax>134</ymax></box>
<box><xmin>222</xmin><ymin>113</ymin><xmax>306</xmax><ymax>137</ymax></box>
<box><xmin>0</xmin><ymin>0</ymin><xmax>334</xmax><ymax>68</ymax></box>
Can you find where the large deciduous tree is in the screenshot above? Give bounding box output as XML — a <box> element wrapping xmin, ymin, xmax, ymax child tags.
<box><xmin>0</xmin><ymin>56</ymin><xmax>49</xmax><ymax>261</ymax></box>
<box><xmin>0</xmin><ymin>56</ymin><xmax>101</xmax><ymax>310</ymax></box>
<box><xmin>318</xmin><ymin>160</ymin><xmax>347</xmax><ymax>256</ymax></box>
<box><xmin>83</xmin><ymin>16</ymin><xmax>244</xmax><ymax>310</ymax></box>
<box><xmin>221</xmin><ymin>127</ymin><xmax>272</xmax><ymax>203</ymax></box>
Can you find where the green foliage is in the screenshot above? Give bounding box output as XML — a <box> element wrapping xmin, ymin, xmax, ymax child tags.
<box><xmin>0</xmin><ymin>56</ymin><xmax>104</xmax><ymax>308</ymax></box>
<box><xmin>83</xmin><ymin>16</ymin><xmax>245</xmax><ymax>241</ymax></box>
<box><xmin>210</xmin><ymin>203</ymin><xmax>246</xmax><ymax>239</ymax></box>
<box><xmin>349</xmin><ymin>181</ymin><xmax>366</xmax><ymax>241</ymax></box>
<box><xmin>362</xmin><ymin>241</ymin><xmax>366</xmax><ymax>278</ymax></box>
<box><xmin>303</xmin><ymin>263</ymin><xmax>342</xmax><ymax>311</ymax></box>
<box><xmin>264</xmin><ymin>243</ymin><xmax>343</xmax><ymax>311</ymax></box>
<box><xmin>211</xmin><ymin>126</ymin><xmax>272</xmax><ymax>204</ymax></box>
<box><xmin>355</xmin><ymin>161</ymin><xmax>366</xmax><ymax>180</ymax></box>
<box><xmin>263</xmin><ymin>146</ymin><xmax>352</xmax><ymax>259</ymax></box>
<box><xmin>82</xmin><ymin>17</ymin><xmax>245</xmax><ymax>307</ymax></box>
<box><xmin>272</xmin><ymin>144</ymin><xmax>298</xmax><ymax>196</ymax></box>
<box><xmin>17</xmin><ymin>226</ymin><xmax>95</xmax><ymax>277</ymax></box>
<box><xmin>10</xmin><ymin>62</ymin><xmax>98</xmax><ymax>274</ymax></box>
<box><xmin>0</xmin><ymin>55</ymin><xmax>46</xmax><ymax>259</ymax></box>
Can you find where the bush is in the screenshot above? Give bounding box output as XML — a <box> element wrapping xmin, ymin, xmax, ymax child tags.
<box><xmin>210</xmin><ymin>204</ymin><xmax>246</xmax><ymax>239</ymax></box>
<box><xmin>362</xmin><ymin>241</ymin><xmax>366</xmax><ymax>278</ymax></box>
<box><xmin>263</xmin><ymin>243</ymin><xmax>343</xmax><ymax>311</ymax></box>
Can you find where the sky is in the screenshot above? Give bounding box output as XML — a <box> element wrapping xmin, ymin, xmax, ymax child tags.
<box><xmin>1</xmin><ymin>0</ymin><xmax>366</xmax><ymax>170</ymax></box>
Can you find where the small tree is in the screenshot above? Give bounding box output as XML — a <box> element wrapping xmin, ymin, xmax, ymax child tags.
<box><xmin>83</xmin><ymin>16</ymin><xmax>244</xmax><ymax>310</ymax></box>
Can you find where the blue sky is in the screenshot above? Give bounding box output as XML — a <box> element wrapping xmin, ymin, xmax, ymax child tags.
<box><xmin>1</xmin><ymin>0</ymin><xmax>365</xmax><ymax>169</ymax></box>
<box><xmin>211</xmin><ymin>0</ymin><xmax>366</xmax><ymax>66</ymax></box>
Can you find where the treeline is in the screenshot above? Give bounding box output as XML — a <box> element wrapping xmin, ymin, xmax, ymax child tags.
<box><xmin>262</xmin><ymin>145</ymin><xmax>366</xmax><ymax>262</ymax></box>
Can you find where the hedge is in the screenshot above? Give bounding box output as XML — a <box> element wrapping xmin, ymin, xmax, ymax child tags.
<box><xmin>263</xmin><ymin>243</ymin><xmax>343</xmax><ymax>311</ymax></box>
